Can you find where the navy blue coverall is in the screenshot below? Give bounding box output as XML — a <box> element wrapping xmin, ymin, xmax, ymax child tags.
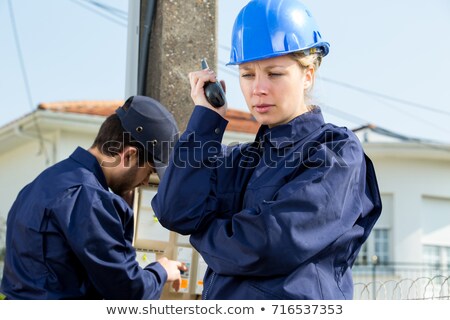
<box><xmin>1</xmin><ymin>147</ymin><xmax>167</xmax><ymax>299</ymax></box>
<box><xmin>152</xmin><ymin>106</ymin><xmax>382</xmax><ymax>299</ymax></box>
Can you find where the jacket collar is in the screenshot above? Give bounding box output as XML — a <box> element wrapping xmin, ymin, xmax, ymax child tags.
<box><xmin>69</xmin><ymin>147</ymin><xmax>109</xmax><ymax>190</ymax></box>
<box><xmin>255</xmin><ymin>106</ymin><xmax>325</xmax><ymax>149</ymax></box>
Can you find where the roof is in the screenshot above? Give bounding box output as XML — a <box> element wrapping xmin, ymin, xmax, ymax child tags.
<box><xmin>23</xmin><ymin>100</ymin><xmax>450</xmax><ymax>148</ymax></box>
<box><xmin>38</xmin><ymin>100</ymin><xmax>259</xmax><ymax>134</ymax></box>
<box><xmin>3</xmin><ymin>100</ymin><xmax>450</xmax><ymax>161</ymax></box>
<box><xmin>352</xmin><ymin>124</ymin><xmax>441</xmax><ymax>144</ymax></box>
<box><xmin>224</xmin><ymin>109</ymin><xmax>259</xmax><ymax>134</ymax></box>
<box><xmin>38</xmin><ymin>100</ymin><xmax>124</xmax><ymax>116</ymax></box>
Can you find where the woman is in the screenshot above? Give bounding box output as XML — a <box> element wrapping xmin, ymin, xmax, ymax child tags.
<box><xmin>152</xmin><ymin>0</ymin><xmax>382</xmax><ymax>299</ymax></box>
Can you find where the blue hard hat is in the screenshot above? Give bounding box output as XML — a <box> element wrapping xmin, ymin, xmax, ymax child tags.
<box><xmin>228</xmin><ymin>0</ymin><xmax>330</xmax><ymax>65</ymax></box>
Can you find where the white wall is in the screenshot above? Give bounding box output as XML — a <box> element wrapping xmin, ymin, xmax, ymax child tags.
<box><xmin>0</xmin><ymin>127</ymin><xmax>97</xmax><ymax>226</ymax></box>
<box><xmin>2</xmin><ymin>119</ymin><xmax>450</xmax><ymax>269</ymax></box>
<box><xmin>0</xmin><ymin>136</ymin><xmax>55</xmax><ymax>220</ymax></box>
<box><xmin>0</xmin><ymin>122</ymin><xmax>248</xmax><ymax>222</ymax></box>
<box><xmin>368</xmin><ymin>153</ymin><xmax>450</xmax><ymax>263</ymax></box>
<box><xmin>421</xmin><ymin>196</ymin><xmax>450</xmax><ymax>247</ymax></box>
<box><xmin>58</xmin><ymin>130</ymin><xmax>95</xmax><ymax>159</ymax></box>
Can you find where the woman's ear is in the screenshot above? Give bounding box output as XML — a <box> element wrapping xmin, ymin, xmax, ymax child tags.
<box><xmin>304</xmin><ymin>65</ymin><xmax>315</xmax><ymax>91</ymax></box>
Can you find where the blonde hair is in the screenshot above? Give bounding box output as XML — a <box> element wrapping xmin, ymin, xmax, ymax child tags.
<box><xmin>289</xmin><ymin>51</ymin><xmax>323</xmax><ymax>106</ymax></box>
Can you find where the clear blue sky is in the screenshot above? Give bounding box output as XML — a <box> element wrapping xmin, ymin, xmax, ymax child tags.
<box><xmin>1</xmin><ymin>0</ymin><xmax>450</xmax><ymax>144</ymax></box>
<box><xmin>0</xmin><ymin>0</ymin><xmax>128</xmax><ymax>124</ymax></box>
<box><xmin>219</xmin><ymin>0</ymin><xmax>450</xmax><ymax>144</ymax></box>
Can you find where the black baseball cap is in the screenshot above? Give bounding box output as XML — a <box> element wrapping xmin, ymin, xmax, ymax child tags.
<box><xmin>116</xmin><ymin>95</ymin><xmax>179</xmax><ymax>179</ymax></box>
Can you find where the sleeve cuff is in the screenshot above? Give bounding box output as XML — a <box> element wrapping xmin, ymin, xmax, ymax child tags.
<box><xmin>184</xmin><ymin>106</ymin><xmax>229</xmax><ymax>141</ymax></box>
<box><xmin>144</xmin><ymin>261</ymin><xmax>168</xmax><ymax>285</ymax></box>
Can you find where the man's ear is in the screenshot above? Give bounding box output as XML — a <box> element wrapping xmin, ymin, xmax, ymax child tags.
<box><xmin>122</xmin><ymin>146</ymin><xmax>138</xmax><ymax>167</ymax></box>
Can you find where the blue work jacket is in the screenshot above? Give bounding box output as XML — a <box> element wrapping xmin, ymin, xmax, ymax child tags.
<box><xmin>1</xmin><ymin>147</ymin><xmax>167</xmax><ymax>299</ymax></box>
<box><xmin>152</xmin><ymin>106</ymin><xmax>382</xmax><ymax>300</ymax></box>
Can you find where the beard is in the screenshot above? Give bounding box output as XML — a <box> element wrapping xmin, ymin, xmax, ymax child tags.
<box><xmin>109</xmin><ymin>165</ymin><xmax>141</xmax><ymax>196</ymax></box>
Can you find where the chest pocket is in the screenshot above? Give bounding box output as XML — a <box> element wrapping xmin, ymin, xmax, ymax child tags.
<box><xmin>243</xmin><ymin>184</ymin><xmax>283</xmax><ymax>208</ymax></box>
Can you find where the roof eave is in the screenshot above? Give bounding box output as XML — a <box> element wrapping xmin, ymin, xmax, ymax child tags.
<box><xmin>0</xmin><ymin>110</ymin><xmax>106</xmax><ymax>154</ymax></box>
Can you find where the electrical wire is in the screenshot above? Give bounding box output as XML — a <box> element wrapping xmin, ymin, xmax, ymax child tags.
<box><xmin>218</xmin><ymin>64</ymin><xmax>240</xmax><ymax>78</ymax></box>
<box><xmin>319</xmin><ymin>103</ymin><xmax>369</xmax><ymax>126</ymax></box>
<box><xmin>7</xmin><ymin>0</ymin><xmax>50</xmax><ymax>164</ymax></box>
<box><xmin>84</xmin><ymin>0</ymin><xmax>127</xmax><ymax>19</ymax></box>
<box><xmin>6</xmin><ymin>0</ymin><xmax>130</xmax><ymax>165</ymax></box>
<box><xmin>318</xmin><ymin>76</ymin><xmax>450</xmax><ymax>118</ymax></box>
<box><xmin>68</xmin><ymin>0</ymin><xmax>127</xmax><ymax>27</ymax></box>
<box><xmin>217</xmin><ymin>59</ymin><xmax>450</xmax><ymax>148</ymax></box>
<box><xmin>370</xmin><ymin>96</ymin><xmax>450</xmax><ymax>136</ymax></box>
<box><xmin>218</xmin><ymin>59</ymin><xmax>372</xmax><ymax>126</ymax></box>
<box><xmin>219</xmin><ymin>44</ymin><xmax>450</xmax><ymax>118</ymax></box>
<box><xmin>7</xmin><ymin>1</ymin><xmax>34</xmax><ymax>115</ymax></box>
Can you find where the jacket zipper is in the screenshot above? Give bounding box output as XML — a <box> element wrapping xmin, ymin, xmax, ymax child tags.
<box><xmin>202</xmin><ymin>271</ymin><xmax>216</xmax><ymax>300</ymax></box>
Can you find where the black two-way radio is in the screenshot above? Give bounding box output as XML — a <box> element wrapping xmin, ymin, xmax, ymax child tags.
<box><xmin>201</xmin><ymin>58</ymin><xmax>226</xmax><ymax>108</ymax></box>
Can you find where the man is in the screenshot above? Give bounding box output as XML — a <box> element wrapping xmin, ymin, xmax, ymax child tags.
<box><xmin>1</xmin><ymin>96</ymin><xmax>185</xmax><ymax>299</ymax></box>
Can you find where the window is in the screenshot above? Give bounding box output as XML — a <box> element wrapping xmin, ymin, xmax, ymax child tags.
<box><xmin>374</xmin><ymin>229</ymin><xmax>390</xmax><ymax>264</ymax></box>
<box><xmin>423</xmin><ymin>245</ymin><xmax>450</xmax><ymax>266</ymax></box>
<box><xmin>423</xmin><ymin>245</ymin><xmax>440</xmax><ymax>265</ymax></box>
<box><xmin>355</xmin><ymin>193</ymin><xmax>392</xmax><ymax>266</ymax></box>
<box><xmin>356</xmin><ymin>242</ymin><xmax>369</xmax><ymax>265</ymax></box>
<box><xmin>422</xmin><ymin>245</ymin><xmax>450</xmax><ymax>280</ymax></box>
<box><xmin>355</xmin><ymin>228</ymin><xmax>390</xmax><ymax>265</ymax></box>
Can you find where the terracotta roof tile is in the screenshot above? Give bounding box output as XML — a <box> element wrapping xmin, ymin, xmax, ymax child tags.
<box><xmin>38</xmin><ymin>100</ymin><xmax>123</xmax><ymax>116</ymax></box>
<box><xmin>38</xmin><ymin>100</ymin><xmax>259</xmax><ymax>134</ymax></box>
<box><xmin>224</xmin><ymin>109</ymin><xmax>259</xmax><ymax>134</ymax></box>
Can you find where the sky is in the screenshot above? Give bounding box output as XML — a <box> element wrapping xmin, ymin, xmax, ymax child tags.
<box><xmin>0</xmin><ymin>0</ymin><xmax>128</xmax><ymax>123</ymax></box>
<box><xmin>1</xmin><ymin>0</ymin><xmax>450</xmax><ymax>144</ymax></box>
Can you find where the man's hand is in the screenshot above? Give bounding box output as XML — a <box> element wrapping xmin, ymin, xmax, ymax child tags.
<box><xmin>157</xmin><ymin>257</ymin><xmax>188</xmax><ymax>292</ymax></box>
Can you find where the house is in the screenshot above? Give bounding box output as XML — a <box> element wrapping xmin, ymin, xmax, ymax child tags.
<box><xmin>1</xmin><ymin>101</ymin><xmax>449</xmax><ymax>299</ymax></box>
<box><xmin>353</xmin><ymin>125</ymin><xmax>450</xmax><ymax>265</ymax></box>
<box><xmin>0</xmin><ymin>100</ymin><xmax>256</xmax><ymax>219</ymax></box>
<box><xmin>0</xmin><ymin>100</ymin><xmax>256</xmax><ymax>297</ymax></box>
<box><xmin>351</xmin><ymin>125</ymin><xmax>450</xmax><ymax>299</ymax></box>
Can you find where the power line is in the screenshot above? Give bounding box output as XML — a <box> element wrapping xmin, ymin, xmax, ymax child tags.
<box><xmin>370</xmin><ymin>95</ymin><xmax>450</xmax><ymax>136</ymax></box>
<box><xmin>68</xmin><ymin>0</ymin><xmax>127</xmax><ymax>27</ymax></box>
<box><xmin>217</xmin><ymin>60</ymin><xmax>371</xmax><ymax>124</ymax></box>
<box><xmin>318</xmin><ymin>76</ymin><xmax>450</xmax><ymax>118</ymax></box>
<box><xmin>319</xmin><ymin>103</ymin><xmax>369</xmax><ymax>126</ymax></box>
<box><xmin>219</xmin><ymin>44</ymin><xmax>231</xmax><ymax>52</ymax></box>
<box><xmin>8</xmin><ymin>0</ymin><xmax>34</xmax><ymax>113</ymax></box>
<box><xmin>7</xmin><ymin>0</ymin><xmax>50</xmax><ymax>164</ymax></box>
<box><xmin>217</xmin><ymin>59</ymin><xmax>374</xmax><ymax>125</ymax></box>
<box><xmin>307</xmin><ymin>103</ymin><xmax>450</xmax><ymax>151</ymax></box>
<box><xmin>218</xmin><ymin>64</ymin><xmax>239</xmax><ymax>78</ymax></box>
<box><xmin>217</xmin><ymin>59</ymin><xmax>450</xmax><ymax>146</ymax></box>
<box><xmin>218</xmin><ymin>60</ymin><xmax>238</xmax><ymax>74</ymax></box>
<box><xmin>84</xmin><ymin>0</ymin><xmax>127</xmax><ymax>19</ymax></box>
<box><xmin>219</xmin><ymin>44</ymin><xmax>450</xmax><ymax>117</ymax></box>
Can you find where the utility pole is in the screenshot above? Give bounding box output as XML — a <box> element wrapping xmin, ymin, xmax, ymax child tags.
<box><xmin>135</xmin><ymin>0</ymin><xmax>219</xmax><ymax>300</ymax></box>
<box><xmin>139</xmin><ymin>0</ymin><xmax>218</xmax><ymax>132</ymax></box>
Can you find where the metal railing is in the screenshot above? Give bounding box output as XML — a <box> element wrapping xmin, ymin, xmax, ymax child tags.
<box><xmin>0</xmin><ymin>259</ymin><xmax>449</xmax><ymax>300</ymax></box>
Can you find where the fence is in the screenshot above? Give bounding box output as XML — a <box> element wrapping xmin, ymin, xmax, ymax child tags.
<box><xmin>0</xmin><ymin>259</ymin><xmax>449</xmax><ymax>300</ymax></box>
<box><xmin>353</xmin><ymin>262</ymin><xmax>450</xmax><ymax>300</ymax></box>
